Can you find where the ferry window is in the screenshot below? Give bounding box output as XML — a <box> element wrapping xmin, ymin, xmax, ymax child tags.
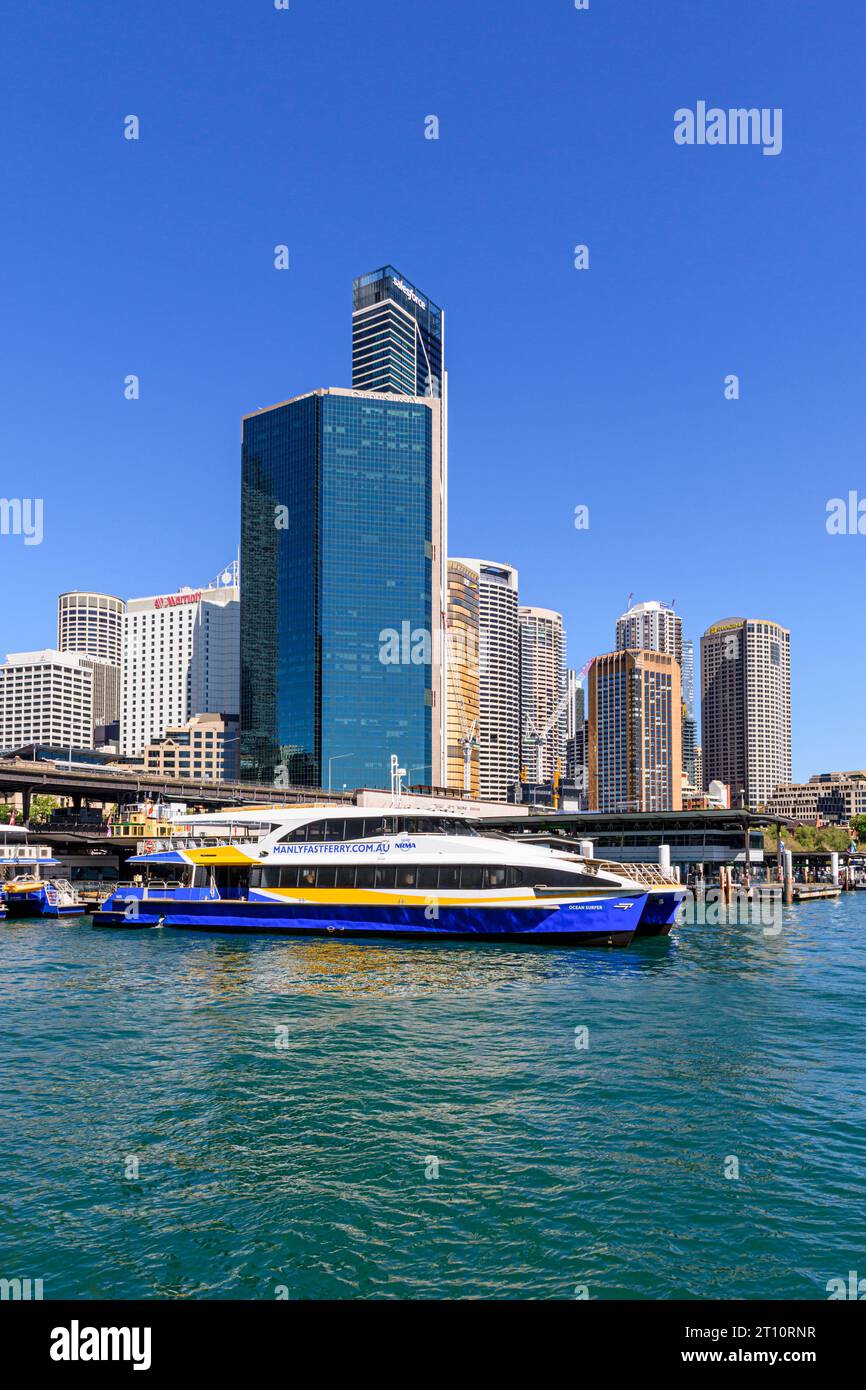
<box><xmin>335</xmin><ymin>866</ymin><xmax>356</xmax><ymax>888</ymax></box>
<box><xmin>437</xmin><ymin>866</ymin><xmax>459</xmax><ymax>889</ymax></box>
<box><xmin>396</xmin><ymin>866</ymin><xmax>417</xmax><ymax>889</ymax></box>
<box><xmin>485</xmin><ymin>866</ymin><xmax>507</xmax><ymax>889</ymax></box>
<box><xmin>362</xmin><ymin>817</ymin><xmax>386</xmax><ymax>838</ymax></box>
<box><xmin>249</xmin><ymin>868</ymin><xmax>262</xmax><ymax>888</ymax></box>
<box><xmin>320</xmin><ymin>820</ymin><xmax>346</xmax><ymax>841</ymax></box>
<box><xmin>316</xmin><ymin>867</ymin><xmax>337</xmax><ymax>887</ymax></box>
<box><xmin>374</xmin><ymin>864</ymin><xmax>396</xmax><ymax>888</ymax></box>
<box><xmin>306</xmin><ymin>821</ymin><xmax>326</xmax><ymax>841</ymax></box>
<box><xmin>417</xmin><ymin>865</ymin><xmax>438</xmax><ymax>890</ymax></box>
<box><xmin>506</xmin><ymin>867</ymin><xmax>524</xmax><ymax>887</ymax></box>
<box><xmin>299</xmin><ymin>867</ymin><xmax>317</xmax><ymax>887</ymax></box>
<box><xmin>459</xmin><ymin>865</ymin><xmax>483</xmax><ymax>890</ymax></box>
<box><xmin>343</xmin><ymin>820</ymin><xmax>366</xmax><ymax>840</ymax></box>
<box><xmin>355</xmin><ymin>865</ymin><xmax>376</xmax><ymax>888</ymax></box>
<box><xmin>276</xmin><ymin>867</ymin><xmax>298</xmax><ymax>887</ymax></box>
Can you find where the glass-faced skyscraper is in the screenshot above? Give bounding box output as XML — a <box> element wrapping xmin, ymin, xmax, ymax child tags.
<box><xmin>241</xmin><ymin>388</ymin><xmax>446</xmax><ymax>791</ymax></box>
<box><xmin>352</xmin><ymin>266</ymin><xmax>443</xmax><ymax>398</ymax></box>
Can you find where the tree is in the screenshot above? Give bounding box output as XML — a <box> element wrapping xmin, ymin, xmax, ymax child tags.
<box><xmin>0</xmin><ymin>805</ymin><xmax>11</xmax><ymax>824</ymax></box>
<box><xmin>28</xmin><ymin>795</ymin><xmax>59</xmax><ymax>825</ymax></box>
<box><xmin>850</xmin><ymin>815</ymin><xmax>866</xmax><ymax>842</ymax></box>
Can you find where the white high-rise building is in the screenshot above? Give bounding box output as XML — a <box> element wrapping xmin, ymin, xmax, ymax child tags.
<box><xmin>121</xmin><ymin>572</ymin><xmax>240</xmax><ymax>758</ymax></box>
<box><xmin>58</xmin><ymin>591</ymin><xmax>125</xmax><ymax>666</ymax></box>
<box><xmin>451</xmin><ymin>559</ymin><xmax>519</xmax><ymax>801</ymax></box>
<box><xmin>0</xmin><ymin>650</ymin><xmax>94</xmax><ymax>751</ymax></box>
<box><xmin>701</xmin><ymin>618</ymin><xmax>791</xmax><ymax>810</ymax></box>
<box><xmin>58</xmin><ymin>591</ymin><xmax>125</xmax><ymax>727</ymax></box>
<box><xmin>681</xmin><ymin>638</ymin><xmax>696</xmax><ymax>719</ymax></box>
<box><xmin>519</xmin><ymin>606</ymin><xmax>567</xmax><ymax>785</ymax></box>
<box><xmin>616</xmin><ymin>600</ymin><xmax>683</xmax><ymax>666</ymax></box>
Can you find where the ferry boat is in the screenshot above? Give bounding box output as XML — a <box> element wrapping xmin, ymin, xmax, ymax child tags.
<box><xmin>1</xmin><ymin>830</ymin><xmax>86</xmax><ymax>919</ymax></box>
<box><xmin>92</xmin><ymin>806</ymin><xmax>651</xmax><ymax>946</ymax></box>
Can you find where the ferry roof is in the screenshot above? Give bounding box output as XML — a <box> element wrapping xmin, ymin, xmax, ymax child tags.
<box><xmin>179</xmin><ymin>804</ymin><xmax>472</xmax><ymax>828</ymax></box>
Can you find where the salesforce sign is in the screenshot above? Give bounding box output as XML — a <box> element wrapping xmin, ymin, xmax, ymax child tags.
<box><xmin>392</xmin><ymin>277</ymin><xmax>426</xmax><ymax>311</ymax></box>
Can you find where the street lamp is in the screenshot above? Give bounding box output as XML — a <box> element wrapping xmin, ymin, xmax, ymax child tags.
<box><xmin>327</xmin><ymin>753</ymin><xmax>353</xmax><ymax>794</ymax></box>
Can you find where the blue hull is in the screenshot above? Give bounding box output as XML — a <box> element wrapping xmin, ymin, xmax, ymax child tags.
<box><xmin>3</xmin><ymin>892</ymin><xmax>81</xmax><ymax>919</ymax></box>
<box><xmin>92</xmin><ymin>892</ymin><xmax>647</xmax><ymax>946</ymax></box>
<box><xmin>635</xmin><ymin>889</ymin><xmax>685</xmax><ymax>937</ymax></box>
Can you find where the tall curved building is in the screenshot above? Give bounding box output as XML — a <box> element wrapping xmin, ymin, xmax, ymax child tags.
<box><xmin>57</xmin><ymin>591</ymin><xmax>125</xmax><ymax>729</ymax></box>
<box><xmin>451</xmin><ymin>559</ymin><xmax>519</xmax><ymax>801</ymax></box>
<box><xmin>700</xmin><ymin>618</ymin><xmax>791</xmax><ymax>810</ymax></box>
<box><xmin>57</xmin><ymin>591</ymin><xmax>125</xmax><ymax>667</ymax></box>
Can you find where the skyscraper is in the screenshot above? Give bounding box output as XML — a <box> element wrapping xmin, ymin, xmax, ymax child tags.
<box><xmin>352</xmin><ymin>266</ymin><xmax>443</xmax><ymax>398</ymax></box>
<box><xmin>681</xmin><ymin>638</ymin><xmax>695</xmax><ymax>719</ymax></box>
<box><xmin>120</xmin><ymin>574</ymin><xmax>239</xmax><ymax>758</ymax></box>
<box><xmin>0</xmin><ymin>650</ymin><xmax>94</xmax><ymax>752</ymax></box>
<box><xmin>445</xmin><ymin>560</ymin><xmax>480</xmax><ymax>796</ymax></box>
<box><xmin>58</xmin><ymin>591</ymin><xmax>125</xmax><ymax>727</ymax></box>
<box><xmin>451</xmin><ymin>559</ymin><xmax>519</xmax><ymax>801</ymax></box>
<box><xmin>700</xmin><ymin>618</ymin><xmax>791</xmax><ymax>809</ymax></box>
<box><xmin>588</xmin><ymin>650</ymin><xmax>683</xmax><ymax>812</ymax></box>
<box><xmin>241</xmin><ymin>388</ymin><xmax>446</xmax><ymax>791</ymax></box>
<box><xmin>519</xmin><ymin>606</ymin><xmax>567</xmax><ymax>785</ymax></box>
<box><xmin>681</xmin><ymin>637</ymin><xmax>697</xmax><ymax>785</ymax></box>
<box><xmin>616</xmin><ymin>599</ymin><xmax>683</xmax><ymax>666</ymax></box>
<box><xmin>58</xmin><ymin>591</ymin><xmax>125</xmax><ymax>666</ymax></box>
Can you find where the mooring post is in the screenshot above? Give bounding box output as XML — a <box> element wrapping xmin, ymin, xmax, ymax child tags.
<box><xmin>783</xmin><ymin>849</ymin><xmax>794</xmax><ymax>905</ymax></box>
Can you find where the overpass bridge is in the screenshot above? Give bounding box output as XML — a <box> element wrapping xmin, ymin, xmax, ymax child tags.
<box><xmin>0</xmin><ymin>756</ymin><xmax>352</xmax><ymax>820</ymax></box>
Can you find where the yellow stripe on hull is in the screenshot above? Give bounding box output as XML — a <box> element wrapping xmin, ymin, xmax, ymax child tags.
<box><xmin>255</xmin><ymin>886</ymin><xmax>616</xmax><ymax>908</ymax></box>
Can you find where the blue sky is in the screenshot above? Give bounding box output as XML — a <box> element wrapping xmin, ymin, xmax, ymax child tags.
<box><xmin>1</xmin><ymin>0</ymin><xmax>863</xmax><ymax>779</ymax></box>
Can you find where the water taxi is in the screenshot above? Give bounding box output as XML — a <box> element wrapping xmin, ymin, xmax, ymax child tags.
<box><xmin>0</xmin><ymin>839</ymin><xmax>85</xmax><ymax>919</ymax></box>
<box><xmin>92</xmin><ymin>806</ymin><xmax>651</xmax><ymax>946</ymax></box>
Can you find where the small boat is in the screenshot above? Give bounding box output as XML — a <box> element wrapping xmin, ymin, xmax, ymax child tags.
<box><xmin>92</xmin><ymin>806</ymin><xmax>651</xmax><ymax>947</ymax></box>
<box><xmin>3</xmin><ymin>873</ymin><xmax>85</xmax><ymax>918</ymax></box>
<box><xmin>2</xmin><ymin>836</ymin><xmax>82</xmax><ymax>918</ymax></box>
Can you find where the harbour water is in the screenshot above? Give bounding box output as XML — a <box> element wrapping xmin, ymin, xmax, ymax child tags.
<box><xmin>2</xmin><ymin>896</ymin><xmax>865</xmax><ymax>1300</ymax></box>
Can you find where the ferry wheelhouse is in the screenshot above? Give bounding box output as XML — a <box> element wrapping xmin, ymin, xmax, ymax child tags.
<box><xmin>92</xmin><ymin>806</ymin><xmax>655</xmax><ymax>946</ymax></box>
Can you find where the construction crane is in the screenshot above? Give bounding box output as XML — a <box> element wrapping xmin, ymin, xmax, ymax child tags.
<box><xmin>522</xmin><ymin>656</ymin><xmax>595</xmax><ymax>792</ymax></box>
